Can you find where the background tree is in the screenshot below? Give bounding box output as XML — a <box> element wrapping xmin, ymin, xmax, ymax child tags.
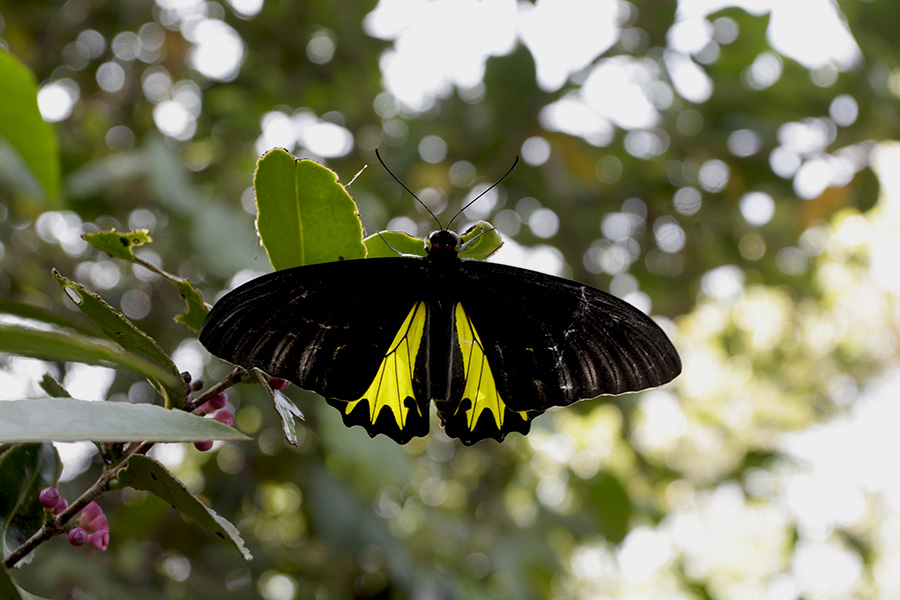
<box><xmin>1</xmin><ymin>0</ymin><xmax>899</xmax><ymax>598</ymax></box>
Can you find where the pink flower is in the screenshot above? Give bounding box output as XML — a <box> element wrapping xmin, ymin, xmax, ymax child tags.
<box><xmin>78</xmin><ymin>501</ymin><xmax>103</xmax><ymax>523</ymax></box>
<box><xmin>68</xmin><ymin>528</ymin><xmax>87</xmax><ymax>546</ymax></box>
<box><xmin>76</xmin><ymin>501</ymin><xmax>109</xmax><ymax>536</ymax></box>
<box><xmin>88</xmin><ymin>529</ymin><xmax>109</xmax><ymax>551</ymax></box>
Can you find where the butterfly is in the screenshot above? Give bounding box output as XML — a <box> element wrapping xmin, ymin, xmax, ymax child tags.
<box><xmin>199</xmin><ymin>155</ymin><xmax>681</xmax><ymax>445</ymax></box>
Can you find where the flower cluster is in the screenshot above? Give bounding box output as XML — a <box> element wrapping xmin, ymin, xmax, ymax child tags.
<box><xmin>40</xmin><ymin>488</ymin><xmax>109</xmax><ymax>551</ymax></box>
<box><xmin>182</xmin><ymin>371</ymin><xmax>239</xmax><ymax>452</ymax></box>
<box><xmin>181</xmin><ymin>372</ymin><xmax>288</xmax><ymax>452</ymax></box>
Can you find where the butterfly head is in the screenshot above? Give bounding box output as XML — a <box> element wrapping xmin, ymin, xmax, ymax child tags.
<box><xmin>427</xmin><ymin>230</ymin><xmax>460</xmax><ymax>255</ymax></box>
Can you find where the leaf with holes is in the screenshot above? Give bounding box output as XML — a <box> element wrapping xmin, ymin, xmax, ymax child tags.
<box><xmin>81</xmin><ymin>229</ymin><xmax>152</xmax><ymax>262</ymax></box>
<box><xmin>82</xmin><ymin>230</ymin><xmax>209</xmax><ymax>332</ymax></box>
<box><xmin>52</xmin><ymin>270</ymin><xmax>187</xmax><ymax>408</ymax></box>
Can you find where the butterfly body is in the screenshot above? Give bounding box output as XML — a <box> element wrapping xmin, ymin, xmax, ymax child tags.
<box><xmin>200</xmin><ymin>229</ymin><xmax>681</xmax><ymax>445</ymax></box>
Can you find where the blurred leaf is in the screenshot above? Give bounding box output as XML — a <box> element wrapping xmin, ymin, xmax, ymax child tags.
<box><xmin>0</xmin><ymin>50</ymin><xmax>59</xmax><ymax>203</ymax></box>
<box><xmin>116</xmin><ymin>455</ymin><xmax>252</xmax><ymax>560</ymax></box>
<box><xmin>82</xmin><ymin>229</ymin><xmax>152</xmax><ymax>262</ymax></box>
<box><xmin>0</xmin><ymin>568</ymin><xmax>24</xmax><ymax>600</ymax></box>
<box><xmin>52</xmin><ymin>270</ymin><xmax>187</xmax><ymax>408</ymax></box>
<box><xmin>0</xmin><ymin>298</ymin><xmax>99</xmax><ymax>337</ymax></box>
<box><xmin>254</xmin><ymin>148</ymin><xmax>366</xmax><ymax>270</ymax></box>
<box><xmin>37</xmin><ymin>374</ymin><xmax>69</xmax><ymax>398</ymax></box>
<box><xmin>0</xmin><ymin>399</ymin><xmax>250</xmax><ymax>443</ymax></box>
<box><xmin>0</xmin><ymin>323</ymin><xmax>175</xmax><ymax>384</ymax></box>
<box><xmin>459</xmin><ymin>220</ymin><xmax>503</xmax><ymax>260</ymax></box>
<box><xmin>315</xmin><ymin>402</ymin><xmax>412</xmax><ymax>494</ymax></box>
<box><xmin>0</xmin><ymin>444</ymin><xmax>61</xmax><ymax>564</ymax></box>
<box><xmin>251</xmin><ymin>369</ymin><xmax>304</xmax><ymax>446</ymax></box>
<box><xmin>306</xmin><ymin>464</ymin><xmax>413</xmax><ymax>578</ymax></box>
<box><xmin>583</xmin><ymin>471</ymin><xmax>632</xmax><ymax>544</ymax></box>
<box><xmin>82</xmin><ymin>230</ymin><xmax>209</xmax><ymax>332</ymax></box>
<box><xmin>362</xmin><ymin>230</ymin><xmax>426</xmax><ymax>258</ymax></box>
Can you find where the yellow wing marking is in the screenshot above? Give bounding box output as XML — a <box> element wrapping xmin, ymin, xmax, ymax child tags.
<box><xmin>455</xmin><ymin>303</ymin><xmax>509</xmax><ymax>430</ymax></box>
<box><xmin>344</xmin><ymin>302</ymin><xmax>427</xmax><ymax>429</ymax></box>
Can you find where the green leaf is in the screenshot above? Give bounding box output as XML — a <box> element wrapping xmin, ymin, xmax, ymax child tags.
<box><xmin>38</xmin><ymin>374</ymin><xmax>69</xmax><ymax>398</ymax></box>
<box><xmin>254</xmin><ymin>148</ymin><xmax>366</xmax><ymax>270</ymax></box>
<box><xmin>0</xmin><ymin>323</ymin><xmax>176</xmax><ymax>385</ymax></box>
<box><xmin>82</xmin><ymin>230</ymin><xmax>209</xmax><ymax>333</ymax></box>
<box><xmin>52</xmin><ymin>270</ymin><xmax>187</xmax><ymax>408</ymax></box>
<box><xmin>0</xmin><ymin>444</ymin><xmax>61</xmax><ymax>564</ymax></box>
<box><xmin>117</xmin><ymin>455</ymin><xmax>252</xmax><ymax>560</ymax></box>
<box><xmin>362</xmin><ymin>231</ymin><xmax>427</xmax><ymax>258</ymax></box>
<box><xmin>0</xmin><ymin>568</ymin><xmax>24</xmax><ymax>600</ymax></box>
<box><xmin>0</xmin><ymin>51</ymin><xmax>60</xmax><ymax>203</ymax></box>
<box><xmin>251</xmin><ymin>369</ymin><xmax>304</xmax><ymax>446</ymax></box>
<box><xmin>81</xmin><ymin>229</ymin><xmax>152</xmax><ymax>262</ymax></box>
<box><xmin>14</xmin><ymin>585</ymin><xmax>51</xmax><ymax>600</ymax></box>
<box><xmin>458</xmin><ymin>220</ymin><xmax>503</xmax><ymax>261</ymax></box>
<box><xmin>171</xmin><ymin>278</ymin><xmax>208</xmax><ymax>333</ymax></box>
<box><xmin>0</xmin><ymin>399</ymin><xmax>251</xmax><ymax>443</ymax></box>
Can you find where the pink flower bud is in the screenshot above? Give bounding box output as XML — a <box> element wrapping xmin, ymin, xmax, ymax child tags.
<box><xmin>194</xmin><ymin>440</ymin><xmax>214</xmax><ymax>452</ymax></box>
<box><xmin>68</xmin><ymin>528</ymin><xmax>87</xmax><ymax>546</ymax></box>
<box><xmin>212</xmin><ymin>409</ymin><xmax>234</xmax><ymax>427</ymax></box>
<box><xmin>53</xmin><ymin>498</ymin><xmax>68</xmax><ymax>515</ymax></box>
<box><xmin>197</xmin><ymin>392</ymin><xmax>227</xmax><ymax>414</ymax></box>
<box><xmin>268</xmin><ymin>377</ymin><xmax>290</xmax><ymax>390</ymax></box>
<box><xmin>88</xmin><ymin>529</ymin><xmax>109</xmax><ymax>551</ymax></box>
<box><xmin>39</xmin><ymin>487</ymin><xmax>61</xmax><ymax>510</ymax></box>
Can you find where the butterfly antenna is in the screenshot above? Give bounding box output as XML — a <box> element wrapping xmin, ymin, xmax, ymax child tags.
<box><xmin>447</xmin><ymin>156</ymin><xmax>519</xmax><ymax>229</ymax></box>
<box><xmin>375</xmin><ymin>149</ymin><xmax>443</xmax><ymax>230</ymax></box>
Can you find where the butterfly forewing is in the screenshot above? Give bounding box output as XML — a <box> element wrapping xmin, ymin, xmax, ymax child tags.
<box><xmin>456</xmin><ymin>261</ymin><xmax>682</xmax><ymax>412</ymax></box>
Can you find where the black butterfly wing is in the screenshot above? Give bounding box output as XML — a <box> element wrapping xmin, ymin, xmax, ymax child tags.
<box><xmin>436</xmin><ymin>260</ymin><xmax>681</xmax><ymax>445</ymax></box>
<box><xmin>198</xmin><ymin>258</ymin><xmax>432</xmax><ymax>444</ymax></box>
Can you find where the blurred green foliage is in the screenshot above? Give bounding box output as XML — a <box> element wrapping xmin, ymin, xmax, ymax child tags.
<box><xmin>2</xmin><ymin>0</ymin><xmax>900</xmax><ymax>598</ymax></box>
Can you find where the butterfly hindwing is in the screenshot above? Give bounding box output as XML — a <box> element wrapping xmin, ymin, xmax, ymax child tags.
<box><xmin>434</xmin><ymin>303</ymin><xmax>539</xmax><ymax>445</ymax></box>
<box><xmin>326</xmin><ymin>301</ymin><xmax>430</xmax><ymax>443</ymax></box>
